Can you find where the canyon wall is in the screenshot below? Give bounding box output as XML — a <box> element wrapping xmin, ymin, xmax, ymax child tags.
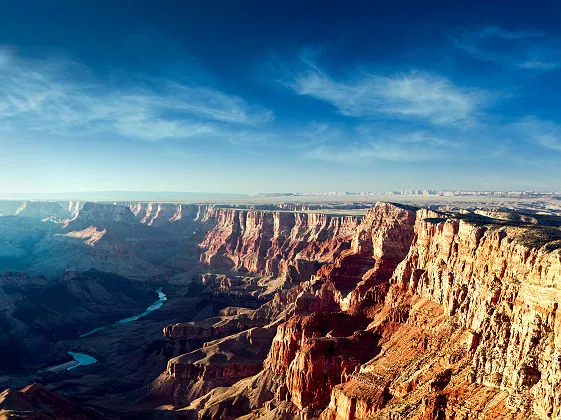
<box><xmin>308</xmin><ymin>207</ymin><xmax>561</xmax><ymax>419</ymax></box>
<box><xmin>3</xmin><ymin>200</ymin><xmax>561</xmax><ymax>418</ymax></box>
<box><xmin>375</xmin><ymin>210</ymin><xmax>561</xmax><ymax>418</ymax></box>
<box><xmin>198</xmin><ymin>207</ymin><xmax>360</xmax><ymax>282</ymax></box>
<box><xmin>176</xmin><ymin>203</ymin><xmax>561</xmax><ymax>419</ymax></box>
<box><xmin>0</xmin><ymin>201</ymin><xmax>362</xmax><ymax>280</ymax></box>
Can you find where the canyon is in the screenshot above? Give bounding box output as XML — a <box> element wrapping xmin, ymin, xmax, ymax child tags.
<box><xmin>0</xmin><ymin>198</ymin><xmax>560</xmax><ymax>419</ymax></box>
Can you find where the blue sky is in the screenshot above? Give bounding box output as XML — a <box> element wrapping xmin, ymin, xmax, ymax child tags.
<box><xmin>1</xmin><ymin>0</ymin><xmax>561</xmax><ymax>194</ymax></box>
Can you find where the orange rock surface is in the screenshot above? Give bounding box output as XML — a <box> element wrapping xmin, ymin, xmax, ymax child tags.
<box><xmin>157</xmin><ymin>202</ymin><xmax>561</xmax><ymax>419</ymax></box>
<box><xmin>199</xmin><ymin>208</ymin><xmax>360</xmax><ymax>281</ymax></box>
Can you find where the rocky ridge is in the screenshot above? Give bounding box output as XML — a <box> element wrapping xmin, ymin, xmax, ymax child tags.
<box><xmin>1</xmin><ymin>200</ymin><xmax>561</xmax><ymax>419</ymax></box>
<box><xmin>199</xmin><ymin>207</ymin><xmax>360</xmax><ymax>283</ymax></box>
<box><xmin>165</xmin><ymin>202</ymin><xmax>561</xmax><ymax>419</ymax></box>
<box><xmin>0</xmin><ymin>382</ymin><xmax>101</xmax><ymax>419</ymax></box>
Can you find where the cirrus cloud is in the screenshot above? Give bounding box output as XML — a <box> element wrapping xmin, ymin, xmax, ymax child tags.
<box><xmin>450</xmin><ymin>26</ymin><xmax>561</xmax><ymax>71</ymax></box>
<box><xmin>510</xmin><ymin>117</ymin><xmax>561</xmax><ymax>152</ymax></box>
<box><xmin>279</xmin><ymin>52</ymin><xmax>490</xmax><ymax>125</ymax></box>
<box><xmin>0</xmin><ymin>48</ymin><xmax>273</xmax><ymax>141</ymax></box>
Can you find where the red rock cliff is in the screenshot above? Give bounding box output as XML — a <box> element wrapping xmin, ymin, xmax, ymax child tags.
<box><xmin>321</xmin><ymin>208</ymin><xmax>561</xmax><ymax>419</ymax></box>
<box><xmin>198</xmin><ymin>207</ymin><xmax>360</xmax><ymax>282</ymax></box>
<box><xmin>160</xmin><ymin>203</ymin><xmax>561</xmax><ymax>420</ymax></box>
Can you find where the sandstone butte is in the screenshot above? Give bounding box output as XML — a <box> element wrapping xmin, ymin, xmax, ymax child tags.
<box><xmin>156</xmin><ymin>202</ymin><xmax>561</xmax><ymax>419</ymax></box>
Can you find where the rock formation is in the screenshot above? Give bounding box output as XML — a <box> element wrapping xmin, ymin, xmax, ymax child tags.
<box><xmin>199</xmin><ymin>207</ymin><xmax>360</xmax><ymax>282</ymax></box>
<box><xmin>171</xmin><ymin>203</ymin><xmax>561</xmax><ymax>419</ymax></box>
<box><xmin>0</xmin><ymin>202</ymin><xmax>360</xmax><ymax>279</ymax></box>
<box><xmin>1</xmin><ymin>199</ymin><xmax>561</xmax><ymax>419</ymax></box>
<box><xmin>0</xmin><ymin>383</ymin><xmax>101</xmax><ymax>419</ymax></box>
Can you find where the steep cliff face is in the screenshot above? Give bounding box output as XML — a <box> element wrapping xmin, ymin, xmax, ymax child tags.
<box><xmin>15</xmin><ymin>201</ymin><xmax>69</xmax><ymax>219</ymax></box>
<box><xmin>30</xmin><ymin>203</ymin><xmax>208</xmax><ymax>277</ymax></box>
<box><xmin>181</xmin><ymin>203</ymin><xmax>561</xmax><ymax>420</ymax></box>
<box><xmin>128</xmin><ymin>202</ymin><xmax>202</xmax><ymax>227</ymax></box>
<box><xmin>320</xmin><ymin>209</ymin><xmax>561</xmax><ymax>419</ymax></box>
<box><xmin>0</xmin><ymin>200</ymin><xmax>69</xmax><ymax>219</ymax></box>
<box><xmin>266</xmin><ymin>313</ymin><xmax>379</xmax><ymax>410</ymax></box>
<box><xmin>5</xmin><ymin>200</ymin><xmax>559</xmax><ymax>419</ymax></box>
<box><xmin>199</xmin><ymin>208</ymin><xmax>360</xmax><ymax>282</ymax></box>
<box><xmin>1</xmin><ymin>202</ymin><xmax>360</xmax><ymax>280</ymax></box>
<box><xmin>384</xmin><ymin>211</ymin><xmax>561</xmax><ymax>418</ymax></box>
<box><xmin>154</xmin><ymin>325</ymin><xmax>277</xmax><ymax>405</ymax></box>
<box><xmin>302</xmin><ymin>202</ymin><xmax>417</xmax><ymax>315</ymax></box>
<box><xmin>254</xmin><ymin>203</ymin><xmax>417</xmax><ymax>413</ymax></box>
<box><xmin>147</xmin><ymin>209</ymin><xmax>364</xmax><ymax>410</ymax></box>
<box><xmin>52</xmin><ymin>203</ymin><xmax>360</xmax><ymax>281</ymax></box>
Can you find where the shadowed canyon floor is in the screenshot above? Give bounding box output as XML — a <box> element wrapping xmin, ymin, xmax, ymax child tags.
<box><xmin>0</xmin><ymin>198</ymin><xmax>560</xmax><ymax>419</ymax></box>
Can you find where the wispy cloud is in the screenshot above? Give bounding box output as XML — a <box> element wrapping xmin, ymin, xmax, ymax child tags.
<box><xmin>0</xmin><ymin>48</ymin><xmax>273</xmax><ymax>141</ymax></box>
<box><xmin>280</xmin><ymin>53</ymin><xmax>488</xmax><ymax>125</ymax></box>
<box><xmin>450</xmin><ymin>26</ymin><xmax>561</xmax><ymax>71</ymax></box>
<box><xmin>511</xmin><ymin>117</ymin><xmax>561</xmax><ymax>152</ymax></box>
<box><xmin>473</xmin><ymin>26</ymin><xmax>544</xmax><ymax>40</ymax></box>
<box><xmin>306</xmin><ymin>143</ymin><xmax>439</xmax><ymax>163</ymax></box>
<box><xmin>299</xmin><ymin>124</ymin><xmax>463</xmax><ymax>163</ymax></box>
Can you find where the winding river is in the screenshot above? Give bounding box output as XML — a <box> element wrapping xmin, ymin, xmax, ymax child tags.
<box><xmin>48</xmin><ymin>287</ymin><xmax>167</xmax><ymax>371</ymax></box>
<box><xmin>80</xmin><ymin>287</ymin><xmax>167</xmax><ymax>338</ymax></box>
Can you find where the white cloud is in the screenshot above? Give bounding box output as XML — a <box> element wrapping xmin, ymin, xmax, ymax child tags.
<box><xmin>0</xmin><ymin>48</ymin><xmax>273</xmax><ymax>141</ymax></box>
<box><xmin>511</xmin><ymin>117</ymin><xmax>561</xmax><ymax>152</ymax></box>
<box><xmin>300</xmin><ymin>124</ymin><xmax>462</xmax><ymax>163</ymax></box>
<box><xmin>283</xmin><ymin>55</ymin><xmax>487</xmax><ymax>125</ymax></box>
<box><xmin>450</xmin><ymin>26</ymin><xmax>561</xmax><ymax>71</ymax></box>
<box><xmin>305</xmin><ymin>143</ymin><xmax>440</xmax><ymax>163</ymax></box>
<box><xmin>475</xmin><ymin>26</ymin><xmax>543</xmax><ymax>40</ymax></box>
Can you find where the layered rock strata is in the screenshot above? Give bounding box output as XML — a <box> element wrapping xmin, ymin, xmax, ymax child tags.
<box><xmin>319</xmin><ymin>208</ymin><xmax>561</xmax><ymax>419</ymax></box>
<box><xmin>199</xmin><ymin>208</ymin><xmax>360</xmax><ymax>282</ymax></box>
<box><xmin>174</xmin><ymin>203</ymin><xmax>561</xmax><ymax>420</ymax></box>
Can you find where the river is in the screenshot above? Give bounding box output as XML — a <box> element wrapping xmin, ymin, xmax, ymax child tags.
<box><xmin>47</xmin><ymin>287</ymin><xmax>167</xmax><ymax>371</ymax></box>
<box><xmin>80</xmin><ymin>287</ymin><xmax>167</xmax><ymax>338</ymax></box>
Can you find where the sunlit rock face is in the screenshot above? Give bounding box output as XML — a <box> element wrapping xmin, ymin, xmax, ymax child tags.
<box><xmin>0</xmin><ymin>201</ymin><xmax>360</xmax><ymax>279</ymax></box>
<box><xmin>127</xmin><ymin>202</ymin><xmax>201</xmax><ymax>227</ymax></box>
<box><xmin>2</xmin><ymin>200</ymin><xmax>561</xmax><ymax>419</ymax></box>
<box><xmin>198</xmin><ymin>207</ymin><xmax>360</xmax><ymax>282</ymax></box>
<box><xmin>293</xmin><ymin>202</ymin><xmax>418</xmax><ymax>315</ymax></box>
<box><xmin>173</xmin><ymin>203</ymin><xmax>561</xmax><ymax>420</ymax></box>
<box><xmin>317</xmin><ymin>208</ymin><xmax>561</xmax><ymax>420</ymax></box>
<box><xmin>266</xmin><ymin>312</ymin><xmax>380</xmax><ymax>410</ymax></box>
<box><xmin>376</xmin><ymin>210</ymin><xmax>561</xmax><ymax>419</ymax></box>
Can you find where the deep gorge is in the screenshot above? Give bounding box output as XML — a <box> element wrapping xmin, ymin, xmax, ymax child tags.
<box><xmin>0</xmin><ymin>200</ymin><xmax>560</xmax><ymax>419</ymax></box>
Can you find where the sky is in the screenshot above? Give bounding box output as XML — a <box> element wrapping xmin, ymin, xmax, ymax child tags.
<box><xmin>1</xmin><ymin>0</ymin><xmax>561</xmax><ymax>195</ymax></box>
